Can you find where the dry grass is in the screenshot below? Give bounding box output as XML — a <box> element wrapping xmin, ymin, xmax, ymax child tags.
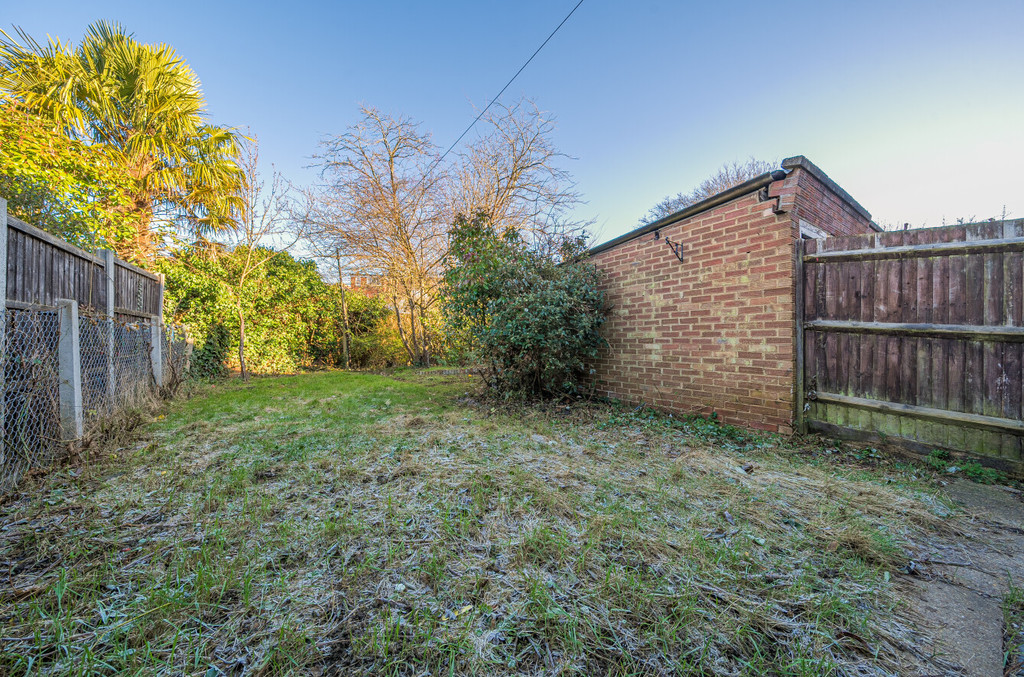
<box><xmin>0</xmin><ymin>370</ymin><xmax>965</xmax><ymax>675</ymax></box>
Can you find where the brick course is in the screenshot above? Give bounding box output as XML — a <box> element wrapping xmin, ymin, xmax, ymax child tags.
<box><xmin>589</xmin><ymin>158</ymin><xmax>875</xmax><ymax>433</ymax></box>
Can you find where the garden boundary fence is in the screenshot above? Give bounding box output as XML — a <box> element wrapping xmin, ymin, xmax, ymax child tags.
<box><xmin>797</xmin><ymin>220</ymin><xmax>1024</xmax><ymax>474</ymax></box>
<box><xmin>1</xmin><ymin>199</ymin><xmax>192</xmax><ymax>493</ymax></box>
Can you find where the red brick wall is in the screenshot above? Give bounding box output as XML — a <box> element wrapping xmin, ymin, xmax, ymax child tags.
<box><xmin>774</xmin><ymin>158</ymin><xmax>876</xmax><ymax>237</ymax></box>
<box><xmin>590</xmin><ymin>161</ymin><xmax>875</xmax><ymax>433</ymax></box>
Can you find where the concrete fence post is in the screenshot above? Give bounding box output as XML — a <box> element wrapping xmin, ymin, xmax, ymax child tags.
<box><xmin>101</xmin><ymin>249</ymin><xmax>116</xmax><ymax>407</ymax></box>
<box><xmin>151</xmin><ymin>273</ymin><xmax>165</xmax><ymax>389</ymax></box>
<box><xmin>185</xmin><ymin>336</ymin><xmax>194</xmax><ymax>373</ymax></box>
<box><xmin>56</xmin><ymin>298</ymin><xmax>83</xmax><ymax>440</ymax></box>
<box><xmin>149</xmin><ymin>315</ymin><xmax>163</xmax><ymax>389</ymax></box>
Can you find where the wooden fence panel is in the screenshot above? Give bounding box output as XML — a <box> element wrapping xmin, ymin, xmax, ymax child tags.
<box><xmin>113</xmin><ymin>260</ymin><xmax>161</xmax><ymax>317</ymax></box>
<box><xmin>799</xmin><ymin>220</ymin><xmax>1024</xmax><ymax>474</ymax></box>
<box><xmin>5</xmin><ymin>214</ymin><xmax>161</xmax><ymax>318</ymax></box>
<box><xmin>6</xmin><ymin>217</ymin><xmax>107</xmax><ymax>312</ymax></box>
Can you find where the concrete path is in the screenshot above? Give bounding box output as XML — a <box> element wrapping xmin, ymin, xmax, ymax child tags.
<box><xmin>900</xmin><ymin>480</ymin><xmax>1024</xmax><ymax>677</ymax></box>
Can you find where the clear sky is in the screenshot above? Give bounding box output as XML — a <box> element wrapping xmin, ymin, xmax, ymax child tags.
<box><xmin>6</xmin><ymin>0</ymin><xmax>1024</xmax><ymax>244</ymax></box>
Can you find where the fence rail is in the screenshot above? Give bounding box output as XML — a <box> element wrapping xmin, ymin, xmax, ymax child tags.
<box><xmin>0</xmin><ymin>199</ymin><xmax>192</xmax><ymax>493</ymax></box>
<box><xmin>797</xmin><ymin>219</ymin><xmax>1024</xmax><ymax>474</ymax></box>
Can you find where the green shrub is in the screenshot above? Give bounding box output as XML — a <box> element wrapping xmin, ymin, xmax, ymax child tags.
<box><xmin>441</xmin><ymin>213</ymin><xmax>607</xmax><ymax>399</ymax></box>
<box><xmin>345</xmin><ymin>294</ymin><xmax>408</xmax><ymax>368</ymax></box>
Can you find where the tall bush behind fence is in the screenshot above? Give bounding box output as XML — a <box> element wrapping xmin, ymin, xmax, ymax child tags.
<box><xmin>0</xmin><ymin>199</ymin><xmax>192</xmax><ymax>493</ymax></box>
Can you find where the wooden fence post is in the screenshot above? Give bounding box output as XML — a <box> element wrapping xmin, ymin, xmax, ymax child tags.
<box><xmin>794</xmin><ymin>238</ymin><xmax>807</xmax><ymax>434</ymax></box>
<box><xmin>101</xmin><ymin>250</ymin><xmax>116</xmax><ymax>405</ymax></box>
<box><xmin>56</xmin><ymin>298</ymin><xmax>83</xmax><ymax>440</ymax></box>
<box><xmin>157</xmin><ymin>272</ymin><xmax>165</xmax><ymax>326</ymax></box>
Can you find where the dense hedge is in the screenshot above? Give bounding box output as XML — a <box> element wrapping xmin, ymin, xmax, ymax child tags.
<box><xmin>158</xmin><ymin>246</ymin><xmax>405</xmax><ymax>375</ymax></box>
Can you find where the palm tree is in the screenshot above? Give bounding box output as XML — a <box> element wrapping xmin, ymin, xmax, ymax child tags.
<box><xmin>0</xmin><ymin>21</ymin><xmax>244</xmax><ymax>259</ymax></box>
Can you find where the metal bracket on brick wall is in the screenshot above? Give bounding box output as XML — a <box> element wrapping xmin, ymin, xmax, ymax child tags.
<box><xmin>664</xmin><ymin>237</ymin><xmax>684</xmax><ymax>263</ymax></box>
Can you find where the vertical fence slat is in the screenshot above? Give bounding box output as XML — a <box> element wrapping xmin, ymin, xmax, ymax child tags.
<box><xmin>851</xmin><ymin>255</ymin><xmax>870</xmax><ymax>433</ymax></box>
<box><xmin>1005</xmin><ymin>228</ymin><xmax>1024</xmax><ymax>460</ymax></box>
<box><xmin>834</xmin><ymin>257</ymin><xmax>849</xmax><ymax>427</ymax></box>
<box><xmin>870</xmin><ymin>249</ymin><xmax>887</xmax><ymax>434</ymax></box>
<box><xmin>899</xmin><ymin>231</ymin><xmax>918</xmax><ymax>441</ymax></box>
<box><xmin>812</xmin><ymin>252</ymin><xmax>827</xmax><ymax>423</ymax></box>
<box><xmin>916</xmin><ymin>228</ymin><xmax>938</xmax><ymax>444</ymax></box>
<box><xmin>824</xmin><ymin>255</ymin><xmax>839</xmax><ymax>426</ymax></box>
<box><xmin>882</xmin><ymin>243</ymin><xmax>902</xmax><ymax>438</ymax></box>
<box><xmin>946</xmin><ymin>230</ymin><xmax>968</xmax><ymax>450</ymax></box>
<box><xmin>102</xmin><ymin>250</ymin><xmax>116</xmax><ymax>405</ymax></box>
<box><xmin>13</xmin><ymin>229</ymin><xmax>24</xmax><ymax>302</ymax></box>
<box><xmin>981</xmin><ymin>225</ymin><xmax>1005</xmax><ymax>454</ymax></box>
<box><xmin>964</xmin><ymin>227</ymin><xmax>987</xmax><ymax>454</ymax></box>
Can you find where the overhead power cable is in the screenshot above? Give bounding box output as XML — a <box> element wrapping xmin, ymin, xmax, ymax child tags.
<box><xmin>414</xmin><ymin>0</ymin><xmax>585</xmax><ymax>190</ymax></box>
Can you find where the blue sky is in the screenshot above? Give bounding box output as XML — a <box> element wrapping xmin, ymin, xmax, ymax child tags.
<box><xmin>6</xmin><ymin>1</ymin><xmax>1024</xmax><ymax>243</ymax></box>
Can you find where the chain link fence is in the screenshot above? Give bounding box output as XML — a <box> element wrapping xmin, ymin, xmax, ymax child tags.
<box><xmin>1</xmin><ymin>308</ymin><xmax>62</xmax><ymax>493</ymax></box>
<box><xmin>163</xmin><ymin>324</ymin><xmax>190</xmax><ymax>387</ymax></box>
<box><xmin>111</xmin><ymin>317</ymin><xmax>153</xmax><ymax>412</ymax></box>
<box><xmin>79</xmin><ymin>314</ymin><xmax>110</xmax><ymax>422</ymax></box>
<box><xmin>1</xmin><ymin>307</ymin><xmax>191</xmax><ymax>494</ymax></box>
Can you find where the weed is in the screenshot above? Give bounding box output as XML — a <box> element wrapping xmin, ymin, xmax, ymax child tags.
<box><xmin>927</xmin><ymin>448</ymin><xmax>951</xmax><ymax>471</ymax></box>
<box><xmin>926</xmin><ymin>448</ymin><xmax>1008</xmax><ymax>485</ymax></box>
<box><xmin>961</xmin><ymin>461</ymin><xmax>1007</xmax><ymax>485</ymax></box>
<box><xmin>1005</xmin><ymin>580</ymin><xmax>1024</xmax><ymax>675</ymax></box>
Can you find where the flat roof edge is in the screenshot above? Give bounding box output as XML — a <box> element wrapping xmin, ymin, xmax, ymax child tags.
<box><xmin>589</xmin><ymin>170</ymin><xmax>785</xmax><ymax>256</ymax></box>
<box><xmin>780</xmin><ymin>155</ymin><xmax>877</xmax><ymax>228</ymax></box>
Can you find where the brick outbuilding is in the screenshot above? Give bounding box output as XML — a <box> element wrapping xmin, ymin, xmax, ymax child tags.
<box><xmin>589</xmin><ymin>156</ymin><xmax>879</xmax><ymax>433</ymax></box>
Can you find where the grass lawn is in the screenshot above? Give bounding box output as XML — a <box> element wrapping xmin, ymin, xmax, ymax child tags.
<box><xmin>0</xmin><ymin>370</ymin><xmax>961</xmax><ymax>675</ymax></box>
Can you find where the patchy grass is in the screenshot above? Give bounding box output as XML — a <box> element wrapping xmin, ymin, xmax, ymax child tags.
<box><xmin>1006</xmin><ymin>582</ymin><xmax>1024</xmax><ymax>676</ymax></box>
<box><xmin>0</xmin><ymin>370</ymin><xmax>961</xmax><ymax>675</ymax></box>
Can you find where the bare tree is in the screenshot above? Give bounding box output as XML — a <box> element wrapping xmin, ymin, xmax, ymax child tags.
<box><xmin>309</xmin><ymin>107</ymin><xmax>445</xmax><ymax>366</ymax></box>
<box><xmin>447</xmin><ymin>99</ymin><xmax>589</xmax><ymax>252</ymax></box>
<box><xmin>298</xmin><ymin>229</ymin><xmax>354</xmax><ymax>370</ymax></box>
<box><xmin>637</xmin><ymin>157</ymin><xmax>777</xmax><ymax>226</ymax></box>
<box><xmin>303</xmin><ymin>100</ymin><xmax>591</xmax><ymax>365</ymax></box>
<box><xmin>226</xmin><ymin>137</ymin><xmax>300</xmax><ymax>379</ymax></box>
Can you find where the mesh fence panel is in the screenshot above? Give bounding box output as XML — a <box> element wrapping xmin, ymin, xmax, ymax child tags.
<box><xmin>111</xmin><ymin>319</ymin><xmax>153</xmax><ymax>409</ymax></box>
<box><xmin>164</xmin><ymin>324</ymin><xmax>190</xmax><ymax>384</ymax></box>
<box><xmin>161</xmin><ymin>325</ymin><xmax>170</xmax><ymax>383</ymax></box>
<box><xmin>2</xmin><ymin>308</ymin><xmax>62</xmax><ymax>493</ymax></box>
<box><xmin>79</xmin><ymin>315</ymin><xmax>110</xmax><ymax>421</ymax></box>
<box><xmin>2</xmin><ymin>307</ymin><xmax>190</xmax><ymax>494</ymax></box>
